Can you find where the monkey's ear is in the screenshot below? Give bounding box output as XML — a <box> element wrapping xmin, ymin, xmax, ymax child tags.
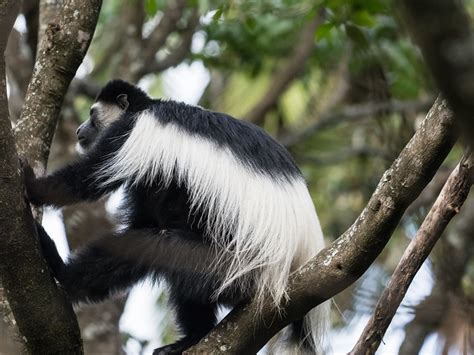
<box><xmin>117</xmin><ymin>94</ymin><xmax>129</xmax><ymax>110</ymax></box>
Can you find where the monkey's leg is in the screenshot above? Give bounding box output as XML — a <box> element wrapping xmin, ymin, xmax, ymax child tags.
<box><xmin>35</xmin><ymin>223</ymin><xmax>219</xmax><ymax>304</ymax></box>
<box><xmin>36</xmin><ymin>223</ymin><xmax>149</xmax><ymax>303</ymax></box>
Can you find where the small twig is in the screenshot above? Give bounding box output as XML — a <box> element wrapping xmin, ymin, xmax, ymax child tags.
<box><xmin>350</xmin><ymin>151</ymin><xmax>474</xmax><ymax>355</ymax></box>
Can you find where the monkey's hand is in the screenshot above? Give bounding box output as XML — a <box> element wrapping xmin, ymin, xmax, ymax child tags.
<box><xmin>20</xmin><ymin>158</ymin><xmax>46</xmax><ymax>206</ymax></box>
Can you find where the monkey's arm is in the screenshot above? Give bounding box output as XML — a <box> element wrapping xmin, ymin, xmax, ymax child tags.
<box><xmin>35</xmin><ymin>224</ymin><xmax>221</xmax><ymax>303</ymax></box>
<box><xmin>23</xmin><ymin>156</ymin><xmax>119</xmax><ymax>207</ymax></box>
<box><xmin>23</xmin><ymin>120</ymin><xmax>132</xmax><ymax>207</ymax></box>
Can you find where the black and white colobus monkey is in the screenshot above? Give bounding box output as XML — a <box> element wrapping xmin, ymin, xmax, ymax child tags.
<box><xmin>24</xmin><ymin>80</ymin><xmax>328</xmax><ymax>354</ymax></box>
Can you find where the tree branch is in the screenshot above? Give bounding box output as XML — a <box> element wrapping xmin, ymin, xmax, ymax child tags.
<box><xmin>397</xmin><ymin>0</ymin><xmax>474</xmax><ymax>140</ymax></box>
<box><xmin>0</xmin><ymin>1</ymin><xmax>83</xmax><ymax>353</ymax></box>
<box><xmin>142</xmin><ymin>0</ymin><xmax>188</xmax><ymax>66</ymax></box>
<box><xmin>244</xmin><ymin>13</ymin><xmax>323</xmax><ymax>125</ymax></box>
<box><xmin>350</xmin><ymin>151</ymin><xmax>473</xmax><ymax>355</ymax></box>
<box><xmin>37</xmin><ymin>0</ymin><xmax>62</xmax><ymax>52</ymax></box>
<box><xmin>188</xmin><ymin>96</ymin><xmax>458</xmax><ymax>353</ymax></box>
<box><xmin>281</xmin><ymin>98</ymin><xmax>433</xmax><ymax>148</ymax></box>
<box><xmin>134</xmin><ymin>9</ymin><xmax>199</xmax><ymax>79</ymax></box>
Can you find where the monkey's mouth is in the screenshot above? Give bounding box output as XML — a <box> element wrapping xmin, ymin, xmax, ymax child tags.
<box><xmin>75</xmin><ymin>141</ymin><xmax>88</xmax><ymax>156</ymax></box>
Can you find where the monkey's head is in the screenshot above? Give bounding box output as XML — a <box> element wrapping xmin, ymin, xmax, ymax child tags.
<box><xmin>76</xmin><ymin>80</ymin><xmax>151</xmax><ymax>153</ymax></box>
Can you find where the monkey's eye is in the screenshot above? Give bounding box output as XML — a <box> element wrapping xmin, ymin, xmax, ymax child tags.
<box><xmin>91</xmin><ymin>117</ymin><xmax>99</xmax><ymax>129</ymax></box>
<box><xmin>89</xmin><ymin>108</ymin><xmax>99</xmax><ymax>128</ymax></box>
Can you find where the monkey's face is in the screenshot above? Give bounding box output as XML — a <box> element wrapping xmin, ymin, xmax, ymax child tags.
<box><xmin>76</xmin><ymin>94</ymin><xmax>128</xmax><ymax>154</ymax></box>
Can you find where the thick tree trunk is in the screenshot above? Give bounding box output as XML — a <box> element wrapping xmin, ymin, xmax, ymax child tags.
<box><xmin>0</xmin><ymin>1</ymin><xmax>83</xmax><ymax>353</ymax></box>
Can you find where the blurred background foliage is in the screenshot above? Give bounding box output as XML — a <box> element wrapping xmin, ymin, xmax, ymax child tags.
<box><xmin>4</xmin><ymin>0</ymin><xmax>473</xmax><ymax>354</ymax></box>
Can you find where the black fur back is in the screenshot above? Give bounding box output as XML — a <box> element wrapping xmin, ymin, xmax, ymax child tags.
<box><xmin>151</xmin><ymin>100</ymin><xmax>302</xmax><ymax>179</ymax></box>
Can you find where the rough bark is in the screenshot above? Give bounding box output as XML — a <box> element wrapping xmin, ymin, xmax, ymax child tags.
<box><xmin>38</xmin><ymin>0</ymin><xmax>63</xmax><ymax>50</ymax></box>
<box><xmin>244</xmin><ymin>14</ymin><xmax>323</xmax><ymax>125</ymax></box>
<box><xmin>0</xmin><ymin>1</ymin><xmax>83</xmax><ymax>353</ymax></box>
<box><xmin>350</xmin><ymin>152</ymin><xmax>473</xmax><ymax>355</ymax></box>
<box><xmin>188</xmin><ymin>96</ymin><xmax>458</xmax><ymax>354</ymax></box>
<box><xmin>14</xmin><ymin>0</ymin><xmax>102</xmax><ymax>175</ymax></box>
<box><xmin>397</xmin><ymin>0</ymin><xmax>474</xmax><ymax>140</ymax></box>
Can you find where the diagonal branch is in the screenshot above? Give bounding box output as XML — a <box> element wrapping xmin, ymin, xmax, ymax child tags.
<box><xmin>350</xmin><ymin>151</ymin><xmax>474</xmax><ymax>355</ymax></box>
<box><xmin>188</xmin><ymin>96</ymin><xmax>458</xmax><ymax>354</ymax></box>
<box><xmin>134</xmin><ymin>9</ymin><xmax>199</xmax><ymax>79</ymax></box>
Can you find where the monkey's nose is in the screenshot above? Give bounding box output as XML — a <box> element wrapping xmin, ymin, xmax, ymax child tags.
<box><xmin>76</xmin><ymin>129</ymin><xmax>87</xmax><ymax>145</ymax></box>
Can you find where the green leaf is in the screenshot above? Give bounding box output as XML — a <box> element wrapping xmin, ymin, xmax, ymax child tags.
<box><xmin>145</xmin><ymin>0</ymin><xmax>159</xmax><ymax>16</ymax></box>
<box><xmin>315</xmin><ymin>23</ymin><xmax>335</xmax><ymax>40</ymax></box>
<box><xmin>244</xmin><ymin>16</ymin><xmax>257</xmax><ymax>32</ymax></box>
<box><xmin>352</xmin><ymin>11</ymin><xmax>376</xmax><ymax>28</ymax></box>
<box><xmin>212</xmin><ymin>8</ymin><xmax>224</xmax><ymax>21</ymax></box>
